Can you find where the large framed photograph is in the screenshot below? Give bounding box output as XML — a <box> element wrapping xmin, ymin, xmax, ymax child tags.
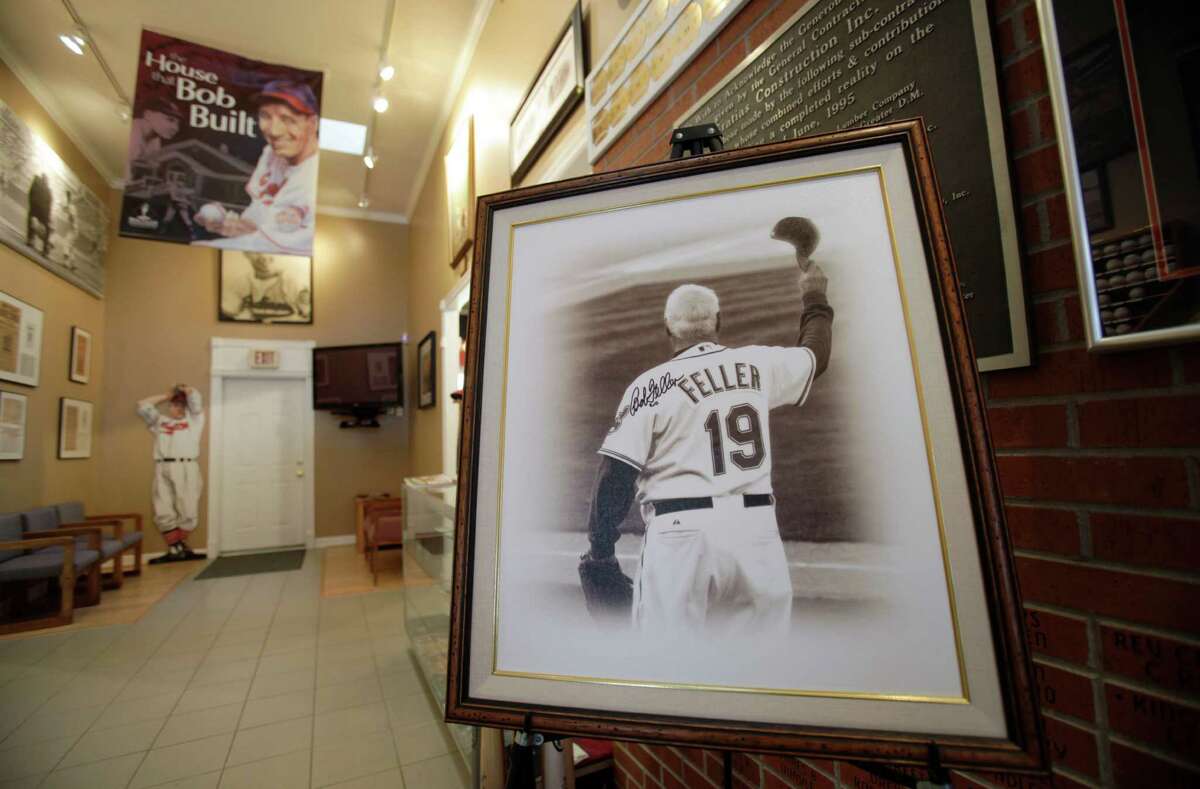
<box><xmin>58</xmin><ymin>397</ymin><xmax>93</xmax><ymax>459</ymax></box>
<box><xmin>1038</xmin><ymin>0</ymin><xmax>1200</xmax><ymax>349</ymax></box>
<box><xmin>0</xmin><ymin>390</ymin><xmax>27</xmax><ymax>461</ymax></box>
<box><xmin>69</xmin><ymin>326</ymin><xmax>92</xmax><ymax>384</ymax></box>
<box><xmin>0</xmin><ymin>290</ymin><xmax>44</xmax><ymax>387</ymax></box>
<box><xmin>446</xmin><ymin>121</ymin><xmax>1046</xmax><ymax>771</ymax></box>
<box><xmin>509</xmin><ymin>1</ymin><xmax>585</xmax><ymax>185</ymax></box>
<box><xmin>418</xmin><ymin>331</ymin><xmax>437</xmax><ymax>409</ymax></box>
<box><xmin>219</xmin><ymin>250</ymin><xmax>313</xmax><ymax>324</ymax></box>
<box><xmin>445</xmin><ymin>117</ymin><xmax>475</xmax><ymax>269</ymax></box>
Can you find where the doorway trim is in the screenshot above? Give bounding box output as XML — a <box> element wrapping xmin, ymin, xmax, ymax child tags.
<box><xmin>207</xmin><ymin>337</ymin><xmax>316</xmax><ymax>558</ymax></box>
<box><xmin>439</xmin><ymin>274</ymin><xmax>470</xmax><ymax>478</ymax></box>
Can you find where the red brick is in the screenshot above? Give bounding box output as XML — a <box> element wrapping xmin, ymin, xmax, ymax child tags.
<box><xmin>994</xmin><ymin>0</ymin><xmax>1020</xmax><ymax>15</ymax></box>
<box><xmin>1019</xmin><ymin>5</ymin><xmax>1041</xmax><ymax>48</ymax></box>
<box><xmin>1024</xmin><ymin>243</ymin><xmax>1079</xmax><ymax>294</ymax></box>
<box><xmin>1034</xmin><ymin>96</ymin><xmax>1057</xmax><ymax>144</ymax></box>
<box><xmin>682</xmin><ymin>760</ymin><xmax>715</xmax><ymax>789</ymax></box>
<box><xmin>716</xmin><ymin>0</ymin><xmax>772</xmax><ymax>53</ymax></box>
<box><xmin>657</xmin><ymin>746</ymin><xmax>683</xmax><ymax>777</ymax></box>
<box><xmin>1045</xmin><ymin>193</ymin><xmax>1071</xmax><ymax>242</ymax></box>
<box><xmin>628</xmin><ymin>744</ymin><xmax>662</xmax><ymax>783</ymax></box>
<box><xmin>1021</xmin><ymin>200</ymin><xmax>1043</xmax><ymax>244</ymax></box>
<box><xmin>1105</xmin><ymin>683</ymin><xmax>1200</xmax><ymax>759</ymax></box>
<box><xmin>1111</xmin><ymin>741</ymin><xmax>1200</xmax><ymax>788</ymax></box>
<box><xmin>987</xmin><ymin>347</ymin><xmax>1173</xmax><ymax>399</ymax></box>
<box><xmin>1101</xmin><ymin>623</ymin><xmax>1200</xmax><ymax>696</ymax></box>
<box><xmin>748</xmin><ymin>0</ymin><xmax>809</xmax><ymax>51</ymax></box>
<box><xmin>1032</xmin><ymin>300</ymin><xmax>1063</xmax><ymax>346</ymax></box>
<box><xmin>838</xmin><ymin>762</ymin><xmax>909</xmax><ymax>788</ymax></box>
<box><xmin>662</xmin><ymin>768</ymin><xmax>688</xmax><ymax>789</ymax></box>
<box><xmin>697</xmin><ymin>40</ymin><xmax>748</xmax><ymax>99</ymax></box>
<box><xmin>1043</xmin><ymin>717</ymin><xmax>1099</xmax><ymax>778</ymax></box>
<box><xmin>1091</xmin><ymin>512</ymin><xmax>1200</xmax><ymax>573</ymax></box>
<box><xmin>996</xmin><ymin>17</ymin><xmax>1017</xmax><ymax>59</ymax></box>
<box><xmin>1024</xmin><ymin>607</ymin><xmax>1090</xmax><ymax>664</ymax></box>
<box><xmin>762</xmin><ymin>755</ymin><xmax>835</xmax><ymax>789</ymax></box>
<box><xmin>669</xmin><ymin>44</ymin><xmax>719</xmax><ymax>103</ymax></box>
<box><xmin>1003</xmin><ymin>51</ymin><xmax>1048</xmax><ymax>105</ymax></box>
<box><xmin>616</xmin><ymin>762</ymin><xmax>641</xmax><ymax>788</ymax></box>
<box><xmin>703</xmin><ymin>750</ymin><xmax>725</xmax><ymax>784</ymax></box>
<box><xmin>1007</xmin><ymin>505</ymin><xmax>1080</xmax><ymax>555</ymax></box>
<box><xmin>1061</xmin><ymin>295</ymin><xmax>1084</xmax><ymax>341</ymax></box>
<box><xmin>1079</xmin><ymin>395</ymin><xmax>1200</xmax><ymax>448</ymax></box>
<box><xmin>996</xmin><ymin>455</ymin><xmax>1190</xmax><ymax>508</ymax></box>
<box><xmin>1015</xmin><ymin>146</ymin><xmax>1064</xmax><ymax>196</ymax></box>
<box><xmin>1033</xmin><ymin>662</ymin><xmax>1096</xmax><ymax>721</ymax></box>
<box><xmin>989</xmin><ymin>405</ymin><xmax>1069</xmax><ymax>449</ymax></box>
<box><xmin>1007</xmin><ymin>105</ymin><xmax>1034</xmax><ymax>151</ymax></box>
<box><xmin>1017</xmin><ymin>556</ymin><xmax>1200</xmax><ymax>631</ymax></box>
<box><xmin>965</xmin><ymin>769</ymin><xmax>1056</xmax><ymax>788</ymax></box>
<box><xmin>732</xmin><ymin>752</ymin><xmax>760</xmax><ymax>783</ymax></box>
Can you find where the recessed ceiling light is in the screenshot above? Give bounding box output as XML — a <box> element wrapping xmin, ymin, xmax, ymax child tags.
<box><xmin>60</xmin><ymin>33</ymin><xmax>85</xmax><ymax>55</ymax></box>
<box><xmin>379</xmin><ymin>64</ymin><xmax>395</xmax><ymax>82</ymax></box>
<box><xmin>358</xmin><ymin>194</ymin><xmax>370</xmax><ymax>209</ymax></box>
<box><xmin>372</xmin><ymin>95</ymin><xmax>389</xmax><ymax>113</ymax></box>
<box><xmin>318</xmin><ymin>118</ymin><xmax>367</xmax><ymax>155</ymax></box>
<box><xmin>363</xmin><ymin>149</ymin><xmax>377</xmax><ymax>169</ymax></box>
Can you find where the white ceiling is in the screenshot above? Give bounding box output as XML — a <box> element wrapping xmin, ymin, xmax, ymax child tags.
<box><xmin>0</xmin><ymin>0</ymin><xmax>488</xmax><ymax>220</ymax></box>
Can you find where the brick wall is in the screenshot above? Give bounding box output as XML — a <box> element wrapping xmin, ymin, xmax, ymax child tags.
<box><xmin>592</xmin><ymin>1</ymin><xmax>1200</xmax><ymax>786</ymax></box>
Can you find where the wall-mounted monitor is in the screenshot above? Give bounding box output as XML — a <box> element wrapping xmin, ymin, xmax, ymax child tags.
<box><xmin>313</xmin><ymin>342</ymin><xmax>403</xmax><ymax>411</ymax></box>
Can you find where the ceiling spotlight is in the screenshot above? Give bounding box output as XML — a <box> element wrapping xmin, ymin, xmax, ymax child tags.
<box><xmin>358</xmin><ymin>195</ymin><xmax>370</xmax><ymax>209</ymax></box>
<box><xmin>372</xmin><ymin>95</ymin><xmax>389</xmax><ymax>113</ymax></box>
<box><xmin>59</xmin><ymin>33</ymin><xmax>86</xmax><ymax>55</ymax></box>
<box><xmin>378</xmin><ymin>64</ymin><xmax>395</xmax><ymax>82</ymax></box>
<box><xmin>363</xmin><ymin>149</ymin><xmax>377</xmax><ymax>169</ymax></box>
<box><xmin>117</xmin><ymin>103</ymin><xmax>131</xmax><ymax>122</ymax></box>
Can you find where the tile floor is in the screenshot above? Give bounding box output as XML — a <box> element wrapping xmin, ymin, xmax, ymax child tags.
<box><xmin>0</xmin><ymin>551</ymin><xmax>471</xmax><ymax>788</ymax></box>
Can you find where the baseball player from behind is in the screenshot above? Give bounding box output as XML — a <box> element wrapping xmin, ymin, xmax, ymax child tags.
<box><xmin>578</xmin><ymin>217</ymin><xmax>833</xmax><ymax>637</ymax></box>
<box><xmin>137</xmin><ymin>385</ymin><xmax>207</xmax><ymax>563</ymax></box>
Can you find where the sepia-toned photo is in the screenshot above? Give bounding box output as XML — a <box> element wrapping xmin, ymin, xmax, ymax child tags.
<box><xmin>58</xmin><ymin>397</ymin><xmax>93</xmax><ymax>459</ymax></box>
<box><xmin>219</xmin><ymin>250</ymin><xmax>312</xmax><ymax>324</ymax></box>
<box><xmin>448</xmin><ymin>127</ymin><xmax>1044</xmax><ymax>769</ymax></box>
<box><xmin>69</xmin><ymin>326</ymin><xmax>91</xmax><ymax>384</ymax></box>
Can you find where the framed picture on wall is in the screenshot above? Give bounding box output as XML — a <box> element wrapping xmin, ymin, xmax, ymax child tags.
<box><xmin>444</xmin><ymin>121</ymin><xmax>1047</xmax><ymax>771</ymax></box>
<box><xmin>509</xmin><ymin>1</ymin><xmax>585</xmax><ymax>184</ymax></box>
<box><xmin>0</xmin><ymin>390</ymin><xmax>27</xmax><ymax>461</ymax></box>
<box><xmin>219</xmin><ymin>251</ymin><xmax>313</xmax><ymax>324</ymax></box>
<box><xmin>69</xmin><ymin>326</ymin><xmax>92</xmax><ymax>384</ymax></box>
<box><xmin>58</xmin><ymin>397</ymin><xmax>93</xmax><ymax>459</ymax></box>
<box><xmin>417</xmin><ymin>331</ymin><xmax>437</xmax><ymax>409</ymax></box>
<box><xmin>0</xmin><ymin>291</ymin><xmax>44</xmax><ymax>387</ymax></box>
<box><xmin>445</xmin><ymin>116</ymin><xmax>475</xmax><ymax>269</ymax></box>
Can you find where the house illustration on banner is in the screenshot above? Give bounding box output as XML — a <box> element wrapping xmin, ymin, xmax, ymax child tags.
<box><xmin>125</xmin><ymin>138</ymin><xmax>253</xmax><ymax>213</ymax></box>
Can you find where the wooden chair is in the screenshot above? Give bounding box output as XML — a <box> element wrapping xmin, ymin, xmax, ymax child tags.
<box><xmin>0</xmin><ymin>513</ymin><xmax>102</xmax><ymax>634</ymax></box>
<box><xmin>363</xmin><ymin>502</ymin><xmax>405</xmax><ymax>585</ymax></box>
<box><xmin>56</xmin><ymin>502</ymin><xmax>145</xmax><ymax>579</ymax></box>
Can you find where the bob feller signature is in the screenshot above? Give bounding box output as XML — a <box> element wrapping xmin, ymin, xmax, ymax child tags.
<box><xmin>628</xmin><ymin>372</ymin><xmax>678</xmax><ymax>417</ymax></box>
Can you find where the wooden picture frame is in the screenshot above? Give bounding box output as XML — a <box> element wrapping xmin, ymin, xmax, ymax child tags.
<box><xmin>69</xmin><ymin>326</ymin><xmax>92</xmax><ymax>384</ymax></box>
<box><xmin>0</xmin><ymin>390</ymin><xmax>27</xmax><ymax>461</ymax></box>
<box><xmin>509</xmin><ymin>1</ymin><xmax>586</xmax><ymax>185</ymax></box>
<box><xmin>0</xmin><ymin>290</ymin><xmax>44</xmax><ymax>387</ymax></box>
<box><xmin>218</xmin><ymin>251</ymin><xmax>313</xmax><ymax>324</ymax></box>
<box><xmin>445</xmin><ymin>120</ymin><xmax>1046</xmax><ymax>772</ymax></box>
<box><xmin>58</xmin><ymin>397</ymin><xmax>93</xmax><ymax>459</ymax></box>
<box><xmin>418</xmin><ymin>331</ymin><xmax>437</xmax><ymax>409</ymax></box>
<box><xmin>445</xmin><ymin>117</ymin><xmax>476</xmax><ymax>269</ymax></box>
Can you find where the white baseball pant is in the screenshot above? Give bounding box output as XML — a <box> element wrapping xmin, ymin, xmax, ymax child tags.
<box><xmin>632</xmin><ymin>496</ymin><xmax>793</xmax><ymax>638</ymax></box>
<box><xmin>153</xmin><ymin>460</ymin><xmax>202</xmax><ymax>544</ymax></box>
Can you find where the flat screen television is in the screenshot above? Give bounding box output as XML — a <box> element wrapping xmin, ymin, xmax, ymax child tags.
<box><xmin>313</xmin><ymin>342</ymin><xmax>403</xmax><ymax>411</ymax></box>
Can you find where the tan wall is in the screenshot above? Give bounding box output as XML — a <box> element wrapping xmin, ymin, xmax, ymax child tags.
<box><xmin>0</xmin><ymin>60</ymin><xmax>110</xmax><ymax>515</ymax></box>
<box><xmin>97</xmin><ymin>214</ymin><xmax>410</xmax><ymax>552</ymax></box>
<box><xmin>406</xmin><ymin>0</ymin><xmax>636</xmax><ymax>474</ymax></box>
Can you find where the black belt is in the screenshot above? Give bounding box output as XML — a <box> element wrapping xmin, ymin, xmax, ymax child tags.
<box><xmin>156</xmin><ymin>458</ymin><xmax>197</xmax><ymax>463</ymax></box>
<box><xmin>653</xmin><ymin>494</ymin><xmax>774</xmax><ymax>516</ymax></box>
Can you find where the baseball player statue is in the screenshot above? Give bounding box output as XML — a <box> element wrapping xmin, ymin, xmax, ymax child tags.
<box><xmin>578</xmin><ymin>217</ymin><xmax>833</xmax><ymax>637</ymax></box>
<box><xmin>137</xmin><ymin>385</ymin><xmax>207</xmax><ymax>563</ymax></box>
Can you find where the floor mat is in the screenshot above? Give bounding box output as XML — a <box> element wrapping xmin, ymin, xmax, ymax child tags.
<box><xmin>195</xmin><ymin>549</ymin><xmax>306</xmax><ymax>580</ymax></box>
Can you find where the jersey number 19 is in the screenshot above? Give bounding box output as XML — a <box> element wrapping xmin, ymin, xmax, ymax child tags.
<box><xmin>702</xmin><ymin>404</ymin><xmax>765</xmax><ymax>475</ymax></box>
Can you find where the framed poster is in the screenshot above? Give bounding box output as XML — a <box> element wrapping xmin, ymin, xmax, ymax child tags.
<box><xmin>0</xmin><ymin>390</ymin><xmax>27</xmax><ymax>461</ymax></box>
<box><xmin>510</xmin><ymin>2</ymin><xmax>585</xmax><ymax>184</ymax></box>
<box><xmin>445</xmin><ymin>121</ymin><xmax>1046</xmax><ymax>772</ymax></box>
<box><xmin>445</xmin><ymin>117</ymin><xmax>475</xmax><ymax>269</ymax></box>
<box><xmin>0</xmin><ymin>291</ymin><xmax>44</xmax><ymax>387</ymax></box>
<box><xmin>1038</xmin><ymin>0</ymin><xmax>1200</xmax><ymax>349</ymax></box>
<box><xmin>69</xmin><ymin>326</ymin><xmax>92</xmax><ymax>384</ymax></box>
<box><xmin>219</xmin><ymin>251</ymin><xmax>313</xmax><ymax>324</ymax></box>
<box><xmin>58</xmin><ymin>397</ymin><xmax>93</xmax><ymax>459</ymax></box>
<box><xmin>418</xmin><ymin>331</ymin><xmax>437</xmax><ymax>409</ymax></box>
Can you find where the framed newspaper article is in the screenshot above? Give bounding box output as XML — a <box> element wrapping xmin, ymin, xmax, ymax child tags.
<box><xmin>444</xmin><ymin>120</ymin><xmax>1046</xmax><ymax>771</ymax></box>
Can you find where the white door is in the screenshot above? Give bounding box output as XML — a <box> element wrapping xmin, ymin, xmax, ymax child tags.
<box><xmin>220</xmin><ymin>377</ymin><xmax>307</xmax><ymax>553</ymax></box>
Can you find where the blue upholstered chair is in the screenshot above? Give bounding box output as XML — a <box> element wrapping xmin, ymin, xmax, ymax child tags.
<box><xmin>0</xmin><ymin>512</ymin><xmax>101</xmax><ymax>634</ymax></box>
<box><xmin>55</xmin><ymin>501</ymin><xmax>145</xmax><ymax>580</ymax></box>
<box><xmin>20</xmin><ymin>503</ymin><xmax>142</xmax><ymax>590</ymax></box>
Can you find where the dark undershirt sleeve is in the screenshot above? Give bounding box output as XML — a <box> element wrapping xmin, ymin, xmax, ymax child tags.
<box><xmin>586</xmin><ymin>455</ymin><xmax>640</xmax><ymax>559</ymax></box>
<box><xmin>798</xmin><ymin>292</ymin><xmax>834</xmax><ymax>378</ymax></box>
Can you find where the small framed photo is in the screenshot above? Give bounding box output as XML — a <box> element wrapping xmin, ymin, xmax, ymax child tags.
<box><xmin>0</xmin><ymin>290</ymin><xmax>44</xmax><ymax>387</ymax></box>
<box><xmin>219</xmin><ymin>251</ymin><xmax>313</xmax><ymax>324</ymax></box>
<box><xmin>509</xmin><ymin>1</ymin><xmax>585</xmax><ymax>184</ymax></box>
<box><xmin>417</xmin><ymin>331</ymin><xmax>437</xmax><ymax>409</ymax></box>
<box><xmin>0</xmin><ymin>390</ymin><xmax>28</xmax><ymax>461</ymax></box>
<box><xmin>445</xmin><ymin>121</ymin><xmax>1046</xmax><ymax>772</ymax></box>
<box><xmin>445</xmin><ymin>116</ymin><xmax>475</xmax><ymax>269</ymax></box>
<box><xmin>69</xmin><ymin>326</ymin><xmax>92</xmax><ymax>384</ymax></box>
<box><xmin>58</xmin><ymin>397</ymin><xmax>93</xmax><ymax>459</ymax></box>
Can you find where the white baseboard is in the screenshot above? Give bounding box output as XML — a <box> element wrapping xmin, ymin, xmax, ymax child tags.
<box><xmin>314</xmin><ymin>535</ymin><xmax>356</xmax><ymax>549</ymax></box>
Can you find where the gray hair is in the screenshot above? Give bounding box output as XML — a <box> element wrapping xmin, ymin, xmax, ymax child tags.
<box><xmin>664</xmin><ymin>284</ymin><xmax>720</xmax><ymax>341</ymax></box>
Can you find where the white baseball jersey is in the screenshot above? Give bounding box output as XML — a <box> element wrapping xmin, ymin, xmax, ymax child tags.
<box><xmin>235</xmin><ymin>146</ymin><xmax>318</xmax><ymax>254</ymax></box>
<box><xmin>137</xmin><ymin>390</ymin><xmax>205</xmax><ymax>460</ymax></box>
<box><xmin>599</xmin><ymin>342</ymin><xmax>816</xmax><ymax>518</ymax></box>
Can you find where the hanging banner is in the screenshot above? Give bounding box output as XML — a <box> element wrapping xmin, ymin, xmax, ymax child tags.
<box><xmin>121</xmin><ymin>30</ymin><xmax>323</xmax><ymax>255</ymax></box>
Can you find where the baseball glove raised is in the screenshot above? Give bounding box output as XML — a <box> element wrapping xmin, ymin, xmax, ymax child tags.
<box><xmin>578</xmin><ymin>553</ymin><xmax>633</xmax><ymax>619</ymax></box>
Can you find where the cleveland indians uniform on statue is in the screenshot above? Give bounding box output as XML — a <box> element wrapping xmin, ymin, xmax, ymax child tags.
<box><xmin>137</xmin><ymin>385</ymin><xmax>207</xmax><ymax>562</ymax></box>
<box><xmin>578</xmin><ymin>217</ymin><xmax>834</xmax><ymax>638</ymax></box>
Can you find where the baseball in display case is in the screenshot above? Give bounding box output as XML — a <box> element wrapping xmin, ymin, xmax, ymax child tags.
<box><xmin>445</xmin><ymin>120</ymin><xmax>1047</xmax><ymax>772</ymax></box>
